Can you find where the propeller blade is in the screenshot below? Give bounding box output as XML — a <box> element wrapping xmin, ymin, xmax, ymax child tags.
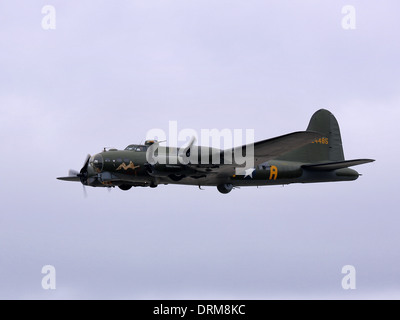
<box><xmin>80</xmin><ymin>154</ymin><xmax>91</xmax><ymax>174</ymax></box>
<box><xmin>82</xmin><ymin>185</ymin><xmax>88</xmax><ymax>198</ymax></box>
<box><xmin>78</xmin><ymin>154</ymin><xmax>91</xmax><ymax>185</ymax></box>
<box><xmin>69</xmin><ymin>169</ymin><xmax>79</xmax><ymax>177</ymax></box>
<box><xmin>57</xmin><ymin>168</ymin><xmax>81</xmax><ymax>182</ymax></box>
<box><xmin>57</xmin><ymin>176</ymin><xmax>80</xmax><ymax>182</ymax></box>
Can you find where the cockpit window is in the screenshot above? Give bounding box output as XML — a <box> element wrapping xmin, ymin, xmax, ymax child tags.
<box><xmin>125</xmin><ymin>144</ymin><xmax>148</xmax><ymax>152</ymax></box>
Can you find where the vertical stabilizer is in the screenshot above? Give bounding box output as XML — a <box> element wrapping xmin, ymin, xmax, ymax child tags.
<box><xmin>276</xmin><ymin>109</ymin><xmax>345</xmax><ymax>163</ymax></box>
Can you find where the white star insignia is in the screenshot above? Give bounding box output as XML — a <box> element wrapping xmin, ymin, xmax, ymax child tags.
<box><xmin>244</xmin><ymin>168</ymin><xmax>255</xmax><ymax>178</ymax></box>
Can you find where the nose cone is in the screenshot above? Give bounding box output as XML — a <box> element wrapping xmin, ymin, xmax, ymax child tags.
<box><xmin>90</xmin><ymin>153</ymin><xmax>104</xmax><ymax>172</ymax></box>
<box><xmin>87</xmin><ymin>163</ymin><xmax>96</xmax><ymax>176</ymax></box>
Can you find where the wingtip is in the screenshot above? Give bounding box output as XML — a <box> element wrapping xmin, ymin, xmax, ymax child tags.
<box><xmin>359</xmin><ymin>158</ymin><xmax>375</xmax><ymax>163</ymax></box>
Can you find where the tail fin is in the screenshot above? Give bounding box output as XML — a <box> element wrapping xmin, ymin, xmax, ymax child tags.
<box><xmin>277</xmin><ymin>109</ymin><xmax>345</xmax><ymax>163</ymax></box>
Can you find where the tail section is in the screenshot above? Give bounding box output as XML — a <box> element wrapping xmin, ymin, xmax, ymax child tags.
<box><xmin>307</xmin><ymin>109</ymin><xmax>345</xmax><ymax>162</ymax></box>
<box><xmin>277</xmin><ymin>109</ymin><xmax>345</xmax><ymax>163</ymax></box>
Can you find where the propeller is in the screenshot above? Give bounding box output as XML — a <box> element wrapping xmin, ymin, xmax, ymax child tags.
<box><xmin>57</xmin><ymin>154</ymin><xmax>92</xmax><ymax>190</ymax></box>
<box><xmin>56</xmin><ymin>154</ymin><xmax>92</xmax><ymax>197</ymax></box>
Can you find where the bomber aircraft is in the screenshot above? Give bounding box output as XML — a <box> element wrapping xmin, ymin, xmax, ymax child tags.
<box><xmin>57</xmin><ymin>109</ymin><xmax>374</xmax><ymax>194</ymax></box>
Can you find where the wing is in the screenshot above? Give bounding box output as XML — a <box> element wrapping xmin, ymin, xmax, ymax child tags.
<box><xmin>226</xmin><ymin>131</ymin><xmax>323</xmax><ymax>167</ymax></box>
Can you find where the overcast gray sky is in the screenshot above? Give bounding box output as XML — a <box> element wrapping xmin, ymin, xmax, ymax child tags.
<box><xmin>0</xmin><ymin>0</ymin><xmax>399</xmax><ymax>299</ymax></box>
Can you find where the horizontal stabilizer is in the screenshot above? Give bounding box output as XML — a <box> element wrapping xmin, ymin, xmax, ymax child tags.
<box><xmin>302</xmin><ymin>159</ymin><xmax>375</xmax><ymax>171</ymax></box>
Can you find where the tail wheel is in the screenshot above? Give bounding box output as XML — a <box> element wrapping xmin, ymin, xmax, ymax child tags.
<box><xmin>217</xmin><ymin>183</ymin><xmax>233</xmax><ymax>194</ymax></box>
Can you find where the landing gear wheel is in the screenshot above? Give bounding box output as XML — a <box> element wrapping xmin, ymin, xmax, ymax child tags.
<box><xmin>217</xmin><ymin>183</ymin><xmax>233</xmax><ymax>194</ymax></box>
<box><xmin>118</xmin><ymin>184</ymin><xmax>132</xmax><ymax>191</ymax></box>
